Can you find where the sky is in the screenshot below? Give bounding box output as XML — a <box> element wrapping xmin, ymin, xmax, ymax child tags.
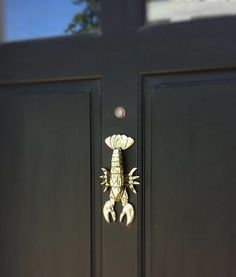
<box><xmin>3</xmin><ymin>0</ymin><xmax>84</xmax><ymax>42</ymax></box>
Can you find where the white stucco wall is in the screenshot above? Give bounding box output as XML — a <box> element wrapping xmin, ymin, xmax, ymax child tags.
<box><xmin>147</xmin><ymin>0</ymin><xmax>236</xmax><ymax>23</ymax></box>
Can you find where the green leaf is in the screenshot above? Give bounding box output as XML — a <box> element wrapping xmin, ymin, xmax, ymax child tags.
<box><xmin>66</xmin><ymin>0</ymin><xmax>100</xmax><ymax>34</ymax></box>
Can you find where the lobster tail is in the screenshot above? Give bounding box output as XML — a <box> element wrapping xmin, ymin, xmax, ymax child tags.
<box><xmin>105</xmin><ymin>134</ymin><xmax>134</xmax><ymax>150</ymax></box>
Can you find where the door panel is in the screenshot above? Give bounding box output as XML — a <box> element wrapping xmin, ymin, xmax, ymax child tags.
<box><xmin>144</xmin><ymin>73</ymin><xmax>236</xmax><ymax>277</ymax></box>
<box><xmin>0</xmin><ymin>81</ymin><xmax>101</xmax><ymax>277</ymax></box>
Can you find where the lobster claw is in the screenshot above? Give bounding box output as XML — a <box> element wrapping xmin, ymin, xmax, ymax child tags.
<box><xmin>120</xmin><ymin>203</ymin><xmax>135</xmax><ymax>226</ymax></box>
<box><xmin>103</xmin><ymin>200</ymin><xmax>116</xmax><ymax>223</ymax></box>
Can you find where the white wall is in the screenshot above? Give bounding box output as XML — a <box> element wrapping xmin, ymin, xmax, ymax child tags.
<box><xmin>0</xmin><ymin>0</ymin><xmax>4</xmax><ymax>42</ymax></box>
<box><xmin>147</xmin><ymin>0</ymin><xmax>236</xmax><ymax>23</ymax></box>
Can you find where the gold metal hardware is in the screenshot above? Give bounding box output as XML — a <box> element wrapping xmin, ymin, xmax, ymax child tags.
<box><xmin>114</xmin><ymin>106</ymin><xmax>126</xmax><ymax>119</ymax></box>
<box><xmin>100</xmin><ymin>134</ymin><xmax>139</xmax><ymax>226</ymax></box>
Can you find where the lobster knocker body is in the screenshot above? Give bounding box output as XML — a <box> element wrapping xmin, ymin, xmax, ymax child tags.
<box><xmin>100</xmin><ymin>134</ymin><xmax>139</xmax><ymax>226</ymax></box>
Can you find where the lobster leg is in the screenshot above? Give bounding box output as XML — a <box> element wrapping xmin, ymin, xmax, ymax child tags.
<box><xmin>100</xmin><ymin>168</ymin><xmax>110</xmax><ymax>192</ymax></box>
<box><xmin>127</xmin><ymin>167</ymin><xmax>139</xmax><ymax>194</ymax></box>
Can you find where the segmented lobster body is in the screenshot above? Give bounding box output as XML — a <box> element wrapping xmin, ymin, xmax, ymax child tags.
<box><xmin>110</xmin><ymin>148</ymin><xmax>124</xmax><ymax>202</ymax></box>
<box><xmin>100</xmin><ymin>134</ymin><xmax>140</xmax><ymax>226</ymax></box>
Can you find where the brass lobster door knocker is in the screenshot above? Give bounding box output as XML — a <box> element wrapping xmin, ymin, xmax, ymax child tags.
<box><xmin>100</xmin><ymin>134</ymin><xmax>139</xmax><ymax>226</ymax></box>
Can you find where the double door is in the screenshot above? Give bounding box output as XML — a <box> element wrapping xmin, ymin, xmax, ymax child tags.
<box><xmin>0</xmin><ymin>1</ymin><xmax>236</xmax><ymax>276</ymax></box>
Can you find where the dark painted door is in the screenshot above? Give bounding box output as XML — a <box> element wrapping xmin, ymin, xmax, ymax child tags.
<box><xmin>0</xmin><ymin>1</ymin><xmax>236</xmax><ymax>277</ymax></box>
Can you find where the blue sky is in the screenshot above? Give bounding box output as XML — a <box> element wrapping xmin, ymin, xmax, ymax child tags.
<box><xmin>3</xmin><ymin>0</ymin><xmax>83</xmax><ymax>42</ymax></box>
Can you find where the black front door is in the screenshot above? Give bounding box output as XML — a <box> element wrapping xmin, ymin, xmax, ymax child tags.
<box><xmin>0</xmin><ymin>1</ymin><xmax>236</xmax><ymax>277</ymax></box>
